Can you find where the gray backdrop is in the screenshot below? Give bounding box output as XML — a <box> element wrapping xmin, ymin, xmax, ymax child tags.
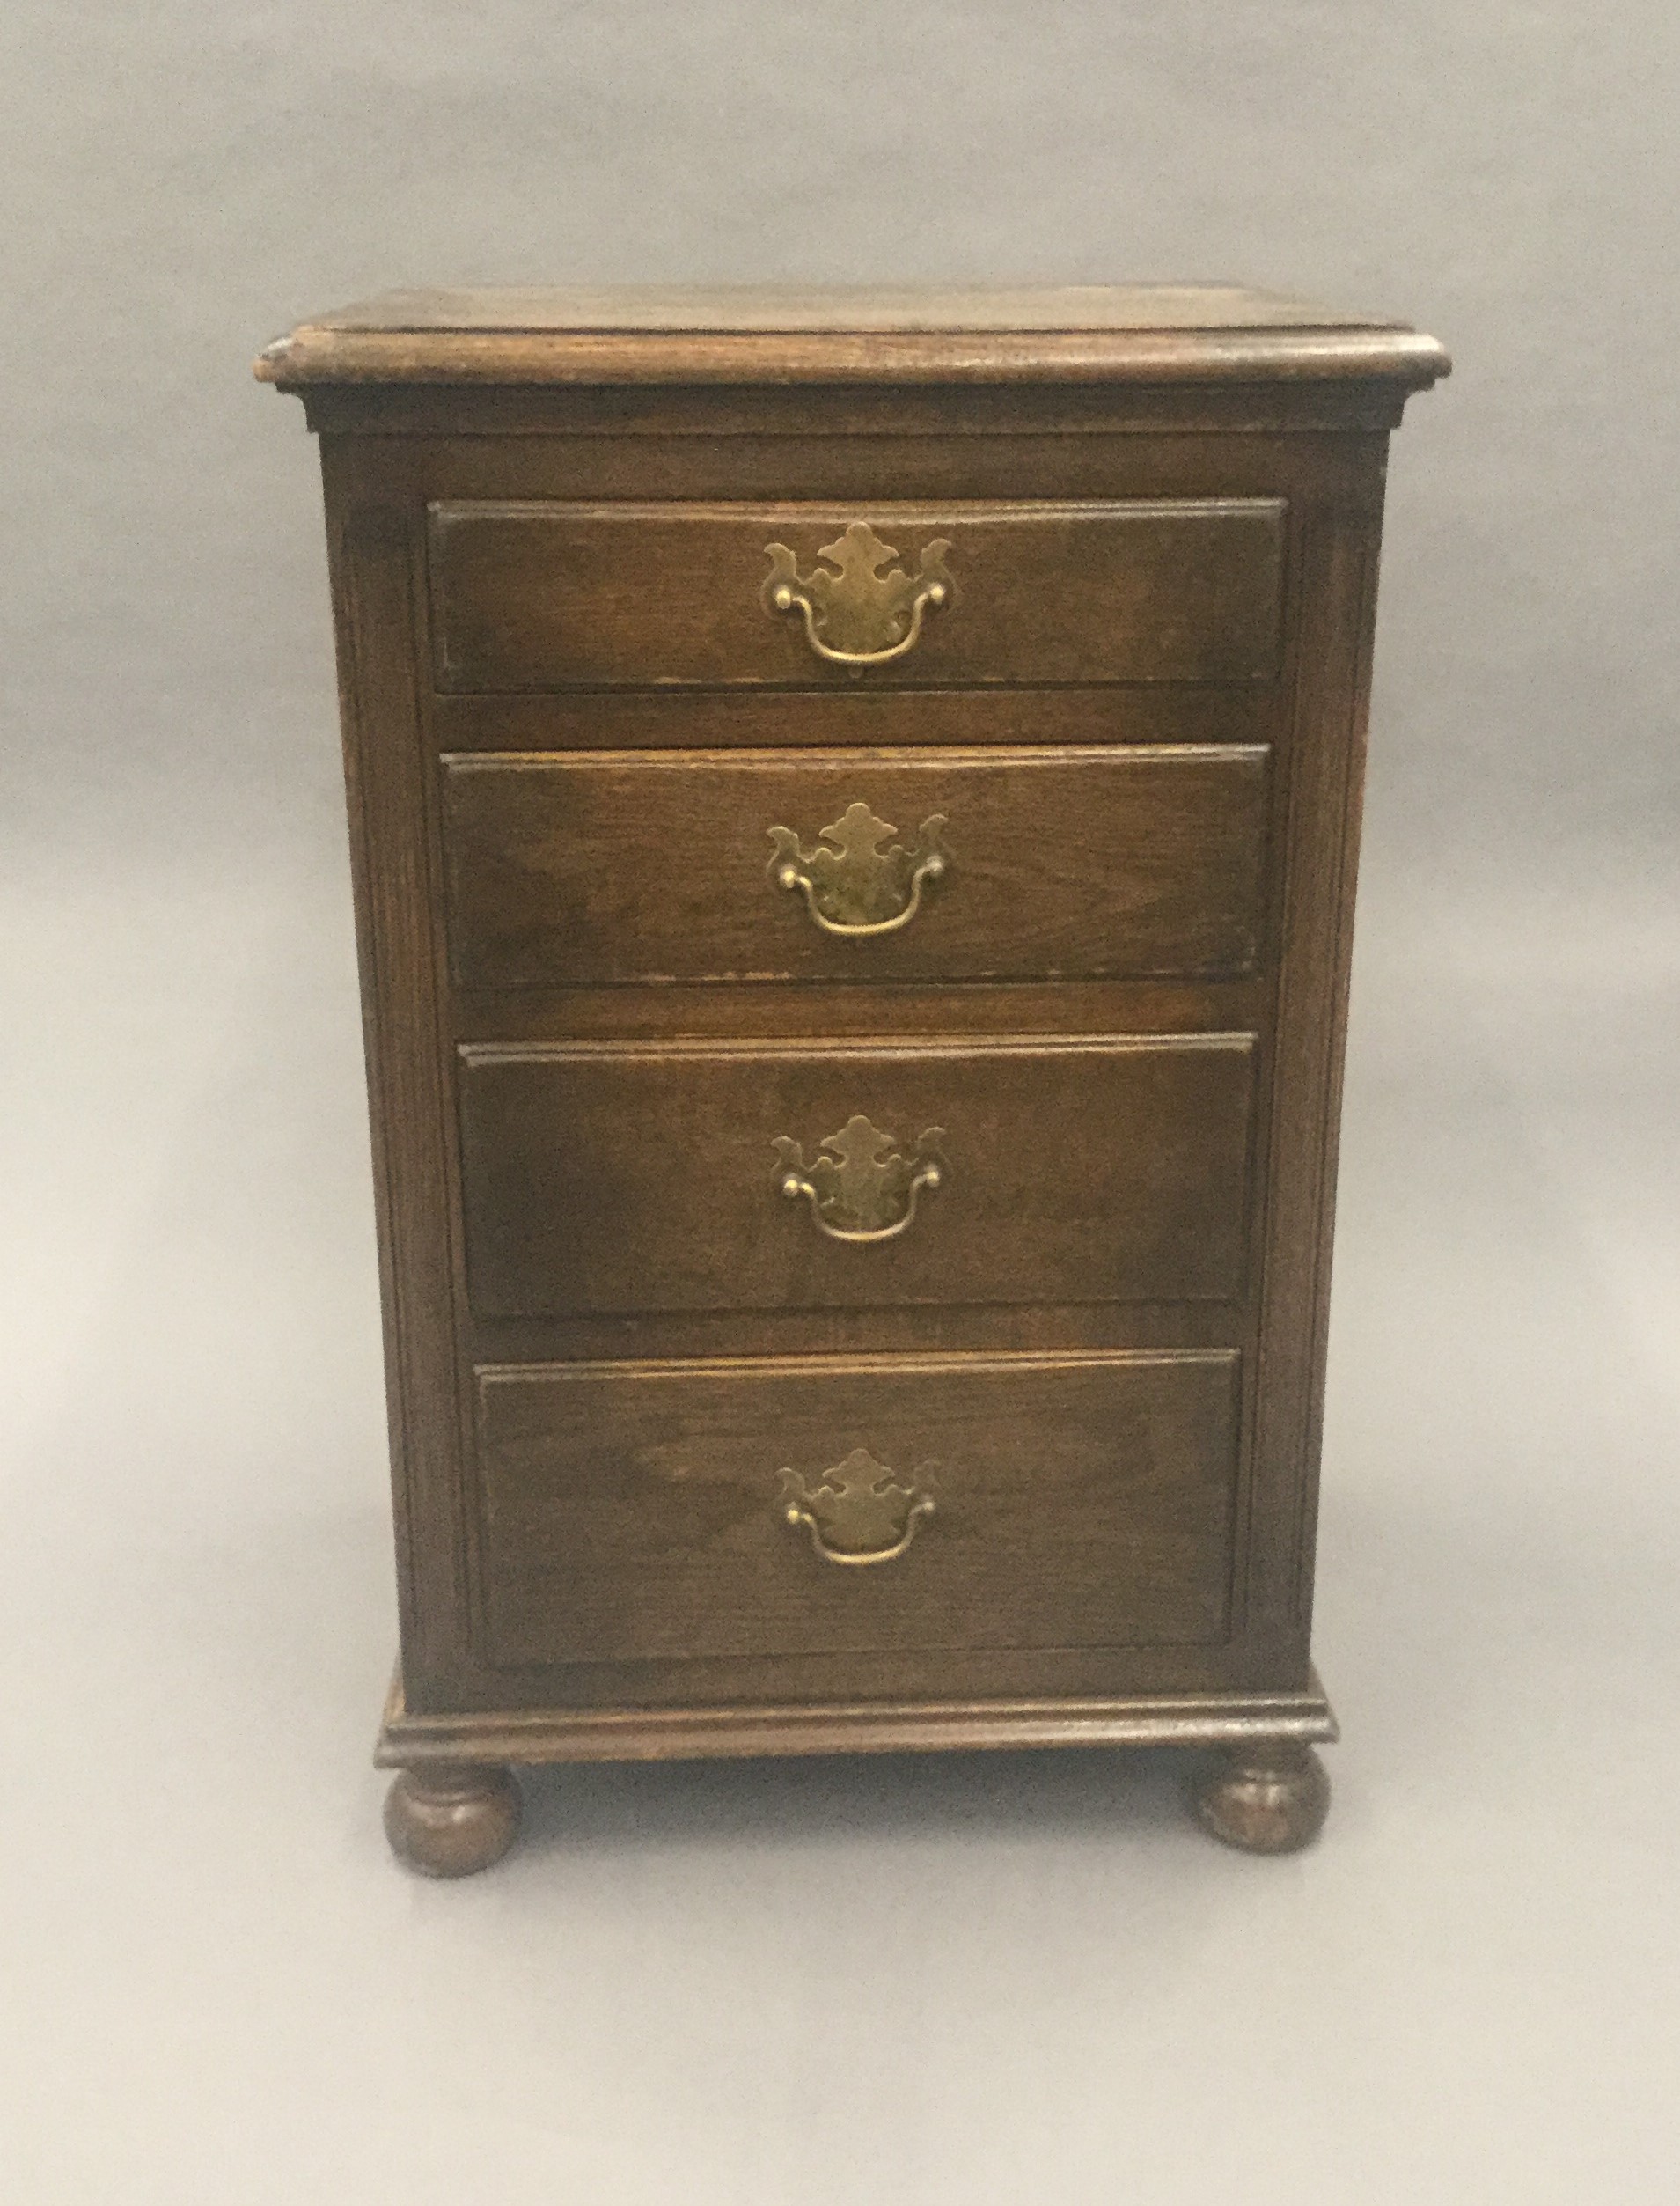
<box><xmin>4</xmin><ymin>6</ymin><xmax>1676</xmax><ymax>2202</ymax></box>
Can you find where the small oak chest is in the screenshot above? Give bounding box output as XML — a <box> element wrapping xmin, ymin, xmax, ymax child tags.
<box><xmin>257</xmin><ymin>287</ymin><xmax>1447</xmax><ymax>1871</ymax></box>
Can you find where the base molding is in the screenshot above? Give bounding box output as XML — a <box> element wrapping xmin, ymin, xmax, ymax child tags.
<box><xmin>375</xmin><ymin>1666</ymin><xmax>1337</xmax><ymax>1768</ymax></box>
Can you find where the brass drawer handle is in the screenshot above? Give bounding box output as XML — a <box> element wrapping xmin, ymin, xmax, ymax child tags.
<box><xmin>762</xmin><ymin>520</ymin><xmax>953</xmax><ymax>667</ymax></box>
<box><xmin>780</xmin><ymin>1449</ymin><xmax>937</xmax><ymax>1566</ymax></box>
<box><xmin>768</xmin><ymin>801</ymin><xmax>950</xmax><ymax>938</ymax></box>
<box><xmin>773</xmin><ymin>1114</ymin><xmax>945</xmax><ymax>1244</ymax></box>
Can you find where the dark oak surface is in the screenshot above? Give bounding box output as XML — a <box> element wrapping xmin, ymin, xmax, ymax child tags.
<box><xmin>260</xmin><ymin>284</ymin><xmax>1445</xmax><ymax>1862</ymax></box>
<box><xmin>432</xmin><ymin>686</ymin><xmax>1277</xmax><ymax>755</ymax></box>
<box><xmin>256</xmin><ymin>283</ymin><xmax>1449</xmax><ymax>388</ymax></box>
<box><xmin>275</xmin><ymin>283</ymin><xmax>1412</xmax><ymax>331</ymax></box>
<box><xmin>457</xmin><ymin>1034</ymin><xmax>1257</xmax><ymax>1318</ymax></box>
<box><xmin>376</xmin><ymin>1665</ymin><xmax>1339</xmax><ymax>1764</ymax></box>
<box><xmin>440</xmin><ymin>746</ymin><xmax>1270</xmax><ymax>989</ymax></box>
<box><xmin>428</xmin><ymin>497</ymin><xmax>1285</xmax><ymax>690</ymax></box>
<box><xmin>474</xmin><ymin>1351</ymin><xmax>1238</xmax><ymax>1670</ymax></box>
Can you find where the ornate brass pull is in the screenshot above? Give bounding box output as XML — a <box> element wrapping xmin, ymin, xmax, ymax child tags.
<box><xmin>773</xmin><ymin>1114</ymin><xmax>945</xmax><ymax>1244</ymax></box>
<box><xmin>767</xmin><ymin>802</ymin><xmax>950</xmax><ymax>938</ymax></box>
<box><xmin>780</xmin><ymin>1449</ymin><xmax>937</xmax><ymax>1566</ymax></box>
<box><xmin>762</xmin><ymin>520</ymin><xmax>953</xmax><ymax>667</ymax></box>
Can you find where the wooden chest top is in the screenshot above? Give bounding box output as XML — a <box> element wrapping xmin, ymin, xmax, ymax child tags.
<box><xmin>257</xmin><ymin>282</ymin><xmax>1449</xmax><ymax>387</ymax></box>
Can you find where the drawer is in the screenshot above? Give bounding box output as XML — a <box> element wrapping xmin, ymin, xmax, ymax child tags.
<box><xmin>428</xmin><ymin>498</ymin><xmax>1287</xmax><ymax>692</ymax></box>
<box><xmin>458</xmin><ymin>1033</ymin><xmax>1255</xmax><ymax>1317</ymax></box>
<box><xmin>473</xmin><ymin>1350</ymin><xmax>1239</xmax><ymax>1668</ymax></box>
<box><xmin>442</xmin><ymin>746</ymin><xmax>1270</xmax><ymax>989</ymax></box>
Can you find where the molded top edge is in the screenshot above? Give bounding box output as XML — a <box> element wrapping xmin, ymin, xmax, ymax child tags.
<box><xmin>254</xmin><ymin>284</ymin><xmax>1450</xmax><ymax>389</ymax></box>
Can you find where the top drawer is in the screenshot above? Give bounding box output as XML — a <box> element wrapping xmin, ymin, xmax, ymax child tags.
<box><xmin>427</xmin><ymin>499</ymin><xmax>1288</xmax><ymax>693</ymax></box>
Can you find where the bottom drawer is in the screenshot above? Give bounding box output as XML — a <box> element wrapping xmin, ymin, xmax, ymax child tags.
<box><xmin>473</xmin><ymin>1351</ymin><xmax>1239</xmax><ymax>1669</ymax></box>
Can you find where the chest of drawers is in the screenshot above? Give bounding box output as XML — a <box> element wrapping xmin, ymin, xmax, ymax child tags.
<box><xmin>257</xmin><ymin>286</ymin><xmax>1447</xmax><ymax>1873</ymax></box>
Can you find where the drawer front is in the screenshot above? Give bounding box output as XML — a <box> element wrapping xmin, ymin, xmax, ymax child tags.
<box><xmin>442</xmin><ymin>746</ymin><xmax>1270</xmax><ymax>989</ymax></box>
<box><xmin>458</xmin><ymin>1034</ymin><xmax>1255</xmax><ymax>1317</ymax></box>
<box><xmin>428</xmin><ymin>498</ymin><xmax>1287</xmax><ymax>692</ymax></box>
<box><xmin>474</xmin><ymin>1351</ymin><xmax>1238</xmax><ymax>1667</ymax></box>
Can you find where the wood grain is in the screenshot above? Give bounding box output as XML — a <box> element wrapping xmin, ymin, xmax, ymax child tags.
<box><xmin>473</xmin><ymin>1351</ymin><xmax>1238</xmax><ymax>1670</ymax></box>
<box><xmin>1247</xmin><ymin>494</ymin><xmax>1385</xmax><ymax>1639</ymax></box>
<box><xmin>455</xmin><ymin>1033</ymin><xmax>1257</xmax><ymax>1319</ymax></box>
<box><xmin>319</xmin><ymin>472</ymin><xmax>472</xmax><ymax>1703</ymax></box>
<box><xmin>256</xmin><ymin>284</ymin><xmax>1449</xmax><ymax>390</ymax></box>
<box><xmin>431</xmin><ymin>685</ymin><xmax>1278</xmax><ymax>756</ymax></box>
<box><xmin>440</xmin><ymin>746</ymin><xmax>1270</xmax><ymax>989</ymax></box>
<box><xmin>375</xmin><ymin>1663</ymin><xmax>1339</xmax><ymax>1764</ymax></box>
<box><xmin>301</xmin><ymin>380</ymin><xmax>1422</xmax><ymax>438</ymax></box>
<box><xmin>385</xmin><ymin>424</ymin><xmax>1385</xmax><ymax>515</ymax></box>
<box><xmin>273</xmin><ymin>283</ymin><xmax>1412</xmax><ymax>333</ymax></box>
<box><xmin>426</xmin><ymin>498</ymin><xmax>1286</xmax><ymax>691</ymax></box>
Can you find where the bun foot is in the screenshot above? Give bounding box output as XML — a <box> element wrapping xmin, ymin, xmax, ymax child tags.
<box><xmin>1192</xmin><ymin>1742</ymin><xmax>1330</xmax><ymax>1855</ymax></box>
<box><xmin>384</xmin><ymin>1763</ymin><xmax>521</xmax><ymax>1877</ymax></box>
